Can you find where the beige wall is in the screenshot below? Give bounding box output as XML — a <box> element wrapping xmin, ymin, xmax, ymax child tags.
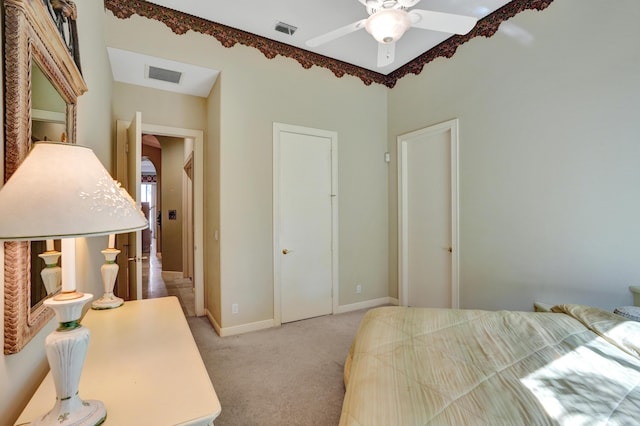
<box><xmin>215</xmin><ymin>55</ymin><xmax>389</xmax><ymax>328</ymax></box>
<box><xmin>388</xmin><ymin>0</ymin><xmax>640</xmax><ymax>311</ymax></box>
<box><xmin>159</xmin><ymin>136</ymin><xmax>184</xmax><ymax>272</ymax></box>
<box><xmin>111</xmin><ymin>83</ymin><xmax>207</xmax><ymax>130</ymax></box>
<box><xmin>105</xmin><ymin>12</ymin><xmax>390</xmax><ymax>329</ymax></box>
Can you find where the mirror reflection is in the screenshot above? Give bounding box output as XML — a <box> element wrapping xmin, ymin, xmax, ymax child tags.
<box><xmin>29</xmin><ymin>62</ymin><xmax>66</xmax><ymax>309</ymax></box>
<box><xmin>31</xmin><ymin>62</ymin><xmax>67</xmax><ymax>142</ymax></box>
<box><xmin>30</xmin><ymin>240</ymin><xmax>61</xmax><ymax>308</ymax></box>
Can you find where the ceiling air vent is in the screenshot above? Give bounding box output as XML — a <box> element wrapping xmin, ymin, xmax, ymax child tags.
<box><xmin>274</xmin><ymin>21</ymin><xmax>297</xmax><ymax>36</ymax></box>
<box><xmin>147</xmin><ymin>65</ymin><xmax>182</xmax><ymax>84</ymax></box>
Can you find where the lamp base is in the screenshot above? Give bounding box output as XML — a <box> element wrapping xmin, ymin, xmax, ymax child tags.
<box><xmin>92</xmin><ymin>249</ymin><xmax>123</xmax><ymax>310</ymax></box>
<box><xmin>34</xmin><ymin>294</ymin><xmax>107</xmax><ymax>426</ymax></box>
<box><xmin>28</xmin><ymin>399</ymin><xmax>106</xmax><ymax>426</ymax></box>
<box><xmin>91</xmin><ymin>293</ymin><xmax>124</xmax><ymax>310</ymax></box>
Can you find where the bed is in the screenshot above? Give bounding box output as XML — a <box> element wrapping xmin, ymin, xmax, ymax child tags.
<box><xmin>339</xmin><ymin>305</ymin><xmax>640</xmax><ymax>425</ymax></box>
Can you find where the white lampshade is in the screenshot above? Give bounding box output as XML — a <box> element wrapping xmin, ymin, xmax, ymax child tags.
<box><xmin>0</xmin><ymin>141</ymin><xmax>148</xmax><ymax>240</ymax></box>
<box><xmin>365</xmin><ymin>9</ymin><xmax>411</xmax><ymax>44</ymax></box>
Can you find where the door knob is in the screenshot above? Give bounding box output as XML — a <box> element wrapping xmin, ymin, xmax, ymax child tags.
<box><xmin>282</xmin><ymin>249</ymin><xmax>289</xmax><ymax>255</ymax></box>
<box><xmin>128</xmin><ymin>256</ymin><xmax>149</xmax><ymax>262</ymax></box>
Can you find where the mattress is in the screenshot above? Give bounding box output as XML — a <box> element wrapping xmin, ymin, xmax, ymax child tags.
<box><xmin>339</xmin><ymin>305</ymin><xmax>640</xmax><ymax>425</ymax></box>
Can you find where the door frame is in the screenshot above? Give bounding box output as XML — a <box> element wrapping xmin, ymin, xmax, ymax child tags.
<box><xmin>183</xmin><ymin>152</ymin><xmax>195</xmax><ymax>282</ymax></box>
<box><xmin>272</xmin><ymin>122</ymin><xmax>339</xmax><ymax>326</ymax></box>
<box><xmin>116</xmin><ymin>120</ymin><xmax>205</xmax><ymax>316</ymax></box>
<box><xmin>127</xmin><ymin>112</ymin><xmax>143</xmax><ymax>300</ymax></box>
<box><xmin>397</xmin><ymin>118</ymin><xmax>460</xmax><ymax>308</ymax></box>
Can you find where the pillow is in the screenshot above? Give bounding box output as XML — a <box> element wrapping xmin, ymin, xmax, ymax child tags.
<box><xmin>614</xmin><ymin>306</ymin><xmax>640</xmax><ymax>321</ymax></box>
<box><xmin>551</xmin><ymin>304</ymin><xmax>640</xmax><ymax>359</ymax></box>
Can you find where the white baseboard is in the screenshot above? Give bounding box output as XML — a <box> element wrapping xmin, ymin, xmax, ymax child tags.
<box><xmin>204</xmin><ymin>297</ymin><xmax>399</xmax><ymax>337</ymax></box>
<box><xmin>335</xmin><ymin>296</ymin><xmax>399</xmax><ymax>314</ymax></box>
<box><xmin>205</xmin><ymin>309</ymin><xmax>275</xmax><ymax>337</ymax></box>
<box><xmin>205</xmin><ymin>310</ymin><xmax>222</xmax><ymax>336</ymax></box>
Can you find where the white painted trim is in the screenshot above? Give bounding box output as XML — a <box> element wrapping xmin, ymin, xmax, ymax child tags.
<box><xmin>206</xmin><ymin>296</ymin><xmax>395</xmax><ymax>338</ymax></box>
<box><xmin>334</xmin><ymin>297</ymin><xmax>398</xmax><ymax>314</ymax></box>
<box><xmin>397</xmin><ymin>119</ymin><xmax>460</xmax><ymax>308</ymax></box>
<box><xmin>215</xmin><ymin>316</ymin><xmax>275</xmax><ymax>337</ymax></box>
<box><xmin>273</xmin><ymin>125</ymin><xmax>282</xmax><ymax>327</ymax></box>
<box><xmin>32</xmin><ymin>108</ymin><xmax>65</xmax><ymax>123</ymax></box>
<box><xmin>129</xmin><ymin>122</ymin><xmax>206</xmax><ymax>317</ymax></box>
<box><xmin>450</xmin><ymin>122</ymin><xmax>460</xmax><ymax>309</ymax></box>
<box><xmin>330</xmin><ymin>132</ymin><xmax>339</xmax><ymax>316</ymax></box>
<box><xmin>273</xmin><ymin>122</ymin><xmax>339</xmax><ymax>326</ymax></box>
<box><xmin>181</xmin><ymin>151</ymin><xmax>193</xmax><ymax>281</ymax></box>
<box><xmin>206</xmin><ymin>309</ymin><xmax>222</xmax><ymax>335</ymax></box>
<box><xmin>398</xmin><ymin>141</ymin><xmax>409</xmax><ymax>306</ymax></box>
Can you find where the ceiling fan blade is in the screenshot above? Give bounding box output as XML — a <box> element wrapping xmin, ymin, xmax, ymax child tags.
<box><xmin>409</xmin><ymin>9</ymin><xmax>478</xmax><ymax>35</ymax></box>
<box><xmin>397</xmin><ymin>0</ymin><xmax>422</xmax><ymax>7</ymax></box>
<box><xmin>377</xmin><ymin>42</ymin><xmax>395</xmax><ymax>68</ymax></box>
<box><xmin>306</xmin><ymin>19</ymin><xmax>367</xmax><ymax>47</ymax></box>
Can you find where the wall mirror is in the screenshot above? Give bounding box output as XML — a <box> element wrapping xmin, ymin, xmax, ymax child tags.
<box><xmin>4</xmin><ymin>0</ymin><xmax>86</xmax><ymax>354</ymax></box>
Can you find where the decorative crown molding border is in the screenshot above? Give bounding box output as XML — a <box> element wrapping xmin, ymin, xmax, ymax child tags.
<box><xmin>104</xmin><ymin>0</ymin><xmax>554</xmax><ymax>88</ymax></box>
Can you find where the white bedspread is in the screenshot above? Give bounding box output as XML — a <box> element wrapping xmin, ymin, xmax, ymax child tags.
<box><xmin>340</xmin><ymin>305</ymin><xmax>640</xmax><ymax>425</ymax></box>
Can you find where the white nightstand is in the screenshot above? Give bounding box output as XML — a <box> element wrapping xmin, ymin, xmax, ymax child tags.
<box><xmin>16</xmin><ymin>297</ymin><xmax>221</xmax><ymax>425</ymax></box>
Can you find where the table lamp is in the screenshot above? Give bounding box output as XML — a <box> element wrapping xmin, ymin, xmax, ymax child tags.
<box><xmin>0</xmin><ymin>142</ymin><xmax>148</xmax><ymax>425</ymax></box>
<box><xmin>91</xmin><ymin>234</ymin><xmax>124</xmax><ymax>310</ymax></box>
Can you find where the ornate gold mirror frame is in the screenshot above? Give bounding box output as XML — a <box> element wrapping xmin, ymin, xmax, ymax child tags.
<box><xmin>4</xmin><ymin>0</ymin><xmax>86</xmax><ymax>354</ymax></box>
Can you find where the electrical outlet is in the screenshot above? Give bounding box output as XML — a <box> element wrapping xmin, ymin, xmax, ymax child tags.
<box><xmin>232</xmin><ymin>303</ymin><xmax>238</xmax><ymax>314</ymax></box>
<box><xmin>356</xmin><ymin>284</ymin><xmax>362</xmax><ymax>294</ymax></box>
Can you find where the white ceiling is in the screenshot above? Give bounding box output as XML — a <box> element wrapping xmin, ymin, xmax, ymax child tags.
<box><xmin>107</xmin><ymin>47</ymin><xmax>219</xmax><ymax>97</ymax></box>
<box><xmin>108</xmin><ymin>0</ymin><xmax>512</xmax><ymax>95</ymax></box>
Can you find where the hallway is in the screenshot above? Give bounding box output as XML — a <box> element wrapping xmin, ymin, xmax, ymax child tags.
<box><xmin>141</xmin><ymin>238</ymin><xmax>195</xmax><ymax>317</ymax></box>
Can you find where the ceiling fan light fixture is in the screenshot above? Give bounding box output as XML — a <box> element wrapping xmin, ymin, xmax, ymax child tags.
<box><xmin>365</xmin><ymin>9</ymin><xmax>411</xmax><ymax>44</ymax></box>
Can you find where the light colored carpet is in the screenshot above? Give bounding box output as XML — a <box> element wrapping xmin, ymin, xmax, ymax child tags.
<box><xmin>187</xmin><ymin>309</ymin><xmax>370</xmax><ymax>426</ymax></box>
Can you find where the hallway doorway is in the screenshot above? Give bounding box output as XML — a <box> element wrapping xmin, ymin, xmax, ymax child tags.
<box><xmin>139</xmin><ymin>136</ymin><xmax>195</xmax><ymax>317</ymax></box>
<box><xmin>115</xmin><ymin>118</ymin><xmax>205</xmax><ymax>316</ymax></box>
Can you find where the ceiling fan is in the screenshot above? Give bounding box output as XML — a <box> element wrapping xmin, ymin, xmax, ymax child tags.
<box><xmin>306</xmin><ymin>0</ymin><xmax>478</xmax><ymax>68</ymax></box>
